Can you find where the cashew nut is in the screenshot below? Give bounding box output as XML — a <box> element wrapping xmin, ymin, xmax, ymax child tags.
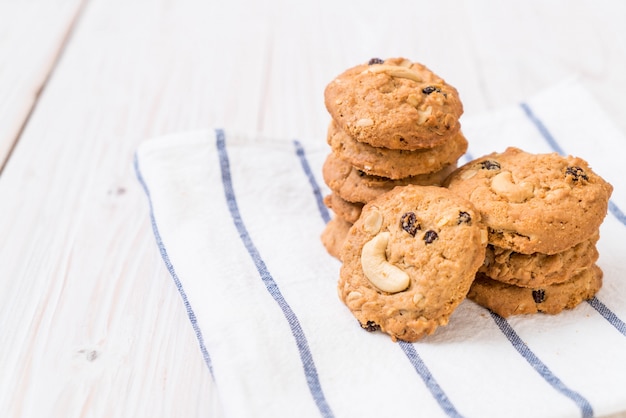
<box><xmin>416</xmin><ymin>106</ymin><xmax>433</xmax><ymax>125</ymax></box>
<box><xmin>480</xmin><ymin>229</ymin><xmax>488</xmax><ymax>245</ymax></box>
<box><xmin>406</xmin><ymin>94</ymin><xmax>420</xmax><ymax>107</ymax></box>
<box><xmin>361</xmin><ymin>232</ymin><xmax>410</xmax><ymax>293</ymax></box>
<box><xmin>356</xmin><ymin>118</ymin><xmax>374</xmax><ymax>127</ymax></box>
<box><xmin>460</xmin><ymin>168</ymin><xmax>478</xmax><ymax>180</ymax></box>
<box><xmin>362</xmin><ymin>209</ymin><xmax>383</xmax><ymax>235</ymax></box>
<box><xmin>412</xmin><ymin>292</ymin><xmax>424</xmax><ymax>305</ymax></box>
<box><xmin>490</xmin><ymin>171</ymin><xmax>534</xmax><ymax>203</ymax></box>
<box><xmin>362</xmin><ymin>65</ymin><xmax>423</xmax><ymax>83</ymax></box>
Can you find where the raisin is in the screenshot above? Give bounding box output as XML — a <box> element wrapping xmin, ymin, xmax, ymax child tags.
<box><xmin>565</xmin><ymin>166</ymin><xmax>588</xmax><ymax>182</ymax></box>
<box><xmin>368</xmin><ymin>57</ymin><xmax>384</xmax><ymax>65</ymax></box>
<box><xmin>400</xmin><ymin>212</ymin><xmax>420</xmax><ymax>236</ymax></box>
<box><xmin>422</xmin><ymin>86</ymin><xmax>441</xmax><ymax>95</ymax></box>
<box><xmin>361</xmin><ymin>320</ymin><xmax>380</xmax><ymax>332</ymax></box>
<box><xmin>480</xmin><ymin>160</ymin><xmax>501</xmax><ymax>170</ymax></box>
<box><xmin>424</xmin><ymin>230</ymin><xmax>438</xmax><ymax>244</ymax></box>
<box><xmin>532</xmin><ymin>289</ymin><xmax>546</xmax><ymax>304</ymax></box>
<box><xmin>458</xmin><ymin>211</ymin><xmax>472</xmax><ymax>224</ymax></box>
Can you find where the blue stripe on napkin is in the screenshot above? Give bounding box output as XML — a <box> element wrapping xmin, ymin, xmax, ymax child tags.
<box><xmin>519</xmin><ymin>103</ymin><xmax>566</xmax><ymax>156</ymax></box>
<box><xmin>587</xmin><ymin>297</ymin><xmax>626</xmax><ymax>337</ymax></box>
<box><xmin>294</xmin><ymin>140</ymin><xmax>331</xmax><ymax>224</ymax></box>
<box><xmin>490</xmin><ymin>312</ymin><xmax>594</xmax><ymax>417</ymax></box>
<box><xmin>608</xmin><ymin>200</ymin><xmax>626</xmax><ymax>226</ymax></box>
<box><xmin>133</xmin><ymin>154</ymin><xmax>215</xmax><ymax>377</ymax></box>
<box><xmin>216</xmin><ymin>129</ymin><xmax>335</xmax><ymax>418</ymax></box>
<box><xmin>399</xmin><ymin>342</ymin><xmax>465</xmax><ymax>418</ymax></box>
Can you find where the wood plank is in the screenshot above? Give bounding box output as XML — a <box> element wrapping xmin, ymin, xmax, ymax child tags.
<box><xmin>0</xmin><ymin>0</ymin><xmax>236</xmax><ymax>415</ymax></box>
<box><xmin>0</xmin><ymin>0</ymin><xmax>85</xmax><ymax>170</ymax></box>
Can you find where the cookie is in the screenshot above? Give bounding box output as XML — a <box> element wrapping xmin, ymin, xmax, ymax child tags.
<box><xmin>338</xmin><ymin>185</ymin><xmax>487</xmax><ymax>342</ymax></box>
<box><xmin>327</xmin><ymin>120</ymin><xmax>468</xmax><ymax>179</ymax></box>
<box><xmin>468</xmin><ymin>265</ymin><xmax>603</xmax><ymax>317</ymax></box>
<box><xmin>323</xmin><ymin>193</ymin><xmax>363</xmax><ymax>224</ymax></box>
<box><xmin>323</xmin><ymin>152</ymin><xmax>455</xmax><ymax>204</ymax></box>
<box><xmin>321</xmin><ymin>216</ymin><xmax>352</xmax><ymax>261</ymax></box>
<box><xmin>479</xmin><ymin>232</ymin><xmax>599</xmax><ymax>288</ymax></box>
<box><xmin>324</xmin><ymin>57</ymin><xmax>463</xmax><ymax>150</ymax></box>
<box><xmin>444</xmin><ymin>147</ymin><xmax>613</xmax><ymax>254</ymax></box>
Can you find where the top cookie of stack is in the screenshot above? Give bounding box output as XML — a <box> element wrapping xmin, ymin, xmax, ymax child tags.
<box><xmin>321</xmin><ymin>57</ymin><xmax>468</xmax><ymax>259</ymax></box>
<box><xmin>325</xmin><ymin>57</ymin><xmax>463</xmax><ymax>151</ymax></box>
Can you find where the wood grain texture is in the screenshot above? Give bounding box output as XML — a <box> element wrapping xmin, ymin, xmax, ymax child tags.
<box><xmin>0</xmin><ymin>0</ymin><xmax>224</xmax><ymax>416</ymax></box>
<box><xmin>0</xmin><ymin>0</ymin><xmax>625</xmax><ymax>416</ymax></box>
<box><xmin>0</xmin><ymin>0</ymin><xmax>85</xmax><ymax>169</ymax></box>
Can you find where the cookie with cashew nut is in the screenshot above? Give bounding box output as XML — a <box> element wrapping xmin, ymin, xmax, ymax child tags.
<box><xmin>326</xmin><ymin>120</ymin><xmax>468</xmax><ymax>179</ymax></box>
<box><xmin>444</xmin><ymin>147</ymin><xmax>613</xmax><ymax>255</ymax></box>
<box><xmin>338</xmin><ymin>185</ymin><xmax>487</xmax><ymax>342</ymax></box>
<box><xmin>324</xmin><ymin>57</ymin><xmax>463</xmax><ymax>150</ymax></box>
<box><xmin>322</xmin><ymin>152</ymin><xmax>455</xmax><ymax>204</ymax></box>
<box><xmin>468</xmin><ymin>264</ymin><xmax>603</xmax><ymax>317</ymax></box>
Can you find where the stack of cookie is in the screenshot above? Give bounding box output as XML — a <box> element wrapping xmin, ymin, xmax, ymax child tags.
<box><xmin>444</xmin><ymin>147</ymin><xmax>614</xmax><ymax>317</ymax></box>
<box><xmin>320</xmin><ymin>57</ymin><xmax>468</xmax><ymax>259</ymax></box>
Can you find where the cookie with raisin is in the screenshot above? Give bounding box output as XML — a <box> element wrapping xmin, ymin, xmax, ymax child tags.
<box><xmin>322</xmin><ymin>152</ymin><xmax>455</xmax><ymax>204</ymax></box>
<box><xmin>444</xmin><ymin>147</ymin><xmax>613</xmax><ymax>254</ymax></box>
<box><xmin>338</xmin><ymin>185</ymin><xmax>487</xmax><ymax>342</ymax></box>
<box><xmin>479</xmin><ymin>232</ymin><xmax>599</xmax><ymax>288</ymax></box>
<box><xmin>324</xmin><ymin>57</ymin><xmax>463</xmax><ymax>150</ymax></box>
<box><xmin>326</xmin><ymin>120</ymin><xmax>468</xmax><ymax>179</ymax></box>
<box><xmin>468</xmin><ymin>265</ymin><xmax>603</xmax><ymax>317</ymax></box>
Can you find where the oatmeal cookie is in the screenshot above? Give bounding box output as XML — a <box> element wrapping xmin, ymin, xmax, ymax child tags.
<box><xmin>338</xmin><ymin>185</ymin><xmax>487</xmax><ymax>342</ymax></box>
<box><xmin>468</xmin><ymin>265</ymin><xmax>603</xmax><ymax>317</ymax></box>
<box><xmin>444</xmin><ymin>147</ymin><xmax>613</xmax><ymax>254</ymax></box>
<box><xmin>479</xmin><ymin>232</ymin><xmax>599</xmax><ymax>287</ymax></box>
<box><xmin>326</xmin><ymin>120</ymin><xmax>468</xmax><ymax>179</ymax></box>
<box><xmin>324</xmin><ymin>57</ymin><xmax>463</xmax><ymax>150</ymax></box>
<box><xmin>323</xmin><ymin>152</ymin><xmax>455</xmax><ymax>204</ymax></box>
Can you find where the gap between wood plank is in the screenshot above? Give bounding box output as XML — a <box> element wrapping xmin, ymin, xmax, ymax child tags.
<box><xmin>0</xmin><ymin>0</ymin><xmax>90</xmax><ymax>176</ymax></box>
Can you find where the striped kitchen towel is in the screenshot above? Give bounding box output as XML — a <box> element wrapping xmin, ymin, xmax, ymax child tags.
<box><xmin>134</xmin><ymin>78</ymin><xmax>626</xmax><ymax>418</ymax></box>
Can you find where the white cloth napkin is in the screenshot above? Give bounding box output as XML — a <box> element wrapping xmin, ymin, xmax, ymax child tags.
<box><xmin>134</xmin><ymin>78</ymin><xmax>626</xmax><ymax>418</ymax></box>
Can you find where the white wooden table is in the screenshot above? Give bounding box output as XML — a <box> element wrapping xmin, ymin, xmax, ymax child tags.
<box><xmin>1</xmin><ymin>1</ymin><xmax>625</xmax><ymax>416</ymax></box>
